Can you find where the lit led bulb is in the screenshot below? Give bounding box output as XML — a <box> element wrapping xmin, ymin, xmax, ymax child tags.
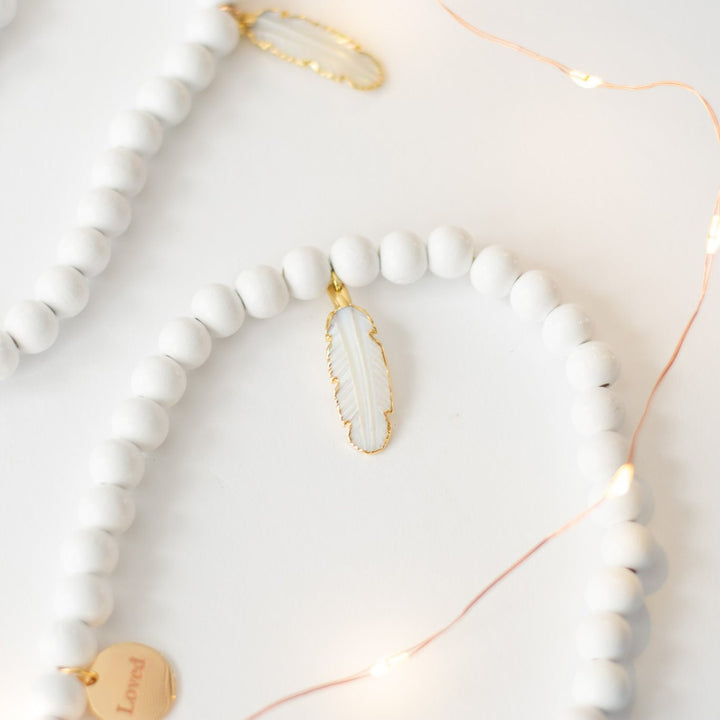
<box><xmin>604</xmin><ymin>463</ymin><xmax>635</xmax><ymax>498</ymax></box>
<box><xmin>706</xmin><ymin>214</ymin><xmax>720</xmax><ymax>254</ymax></box>
<box><xmin>569</xmin><ymin>69</ymin><xmax>604</xmax><ymax>89</ymax></box>
<box><xmin>370</xmin><ymin>652</ymin><xmax>410</xmax><ymax>678</ymax></box>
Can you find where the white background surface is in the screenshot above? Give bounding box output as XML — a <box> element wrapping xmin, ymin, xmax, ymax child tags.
<box><xmin>1</xmin><ymin>0</ymin><xmax>720</xmax><ymax>718</ymax></box>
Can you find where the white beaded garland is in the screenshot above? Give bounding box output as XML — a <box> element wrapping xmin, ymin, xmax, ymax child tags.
<box><xmin>78</xmin><ymin>485</ymin><xmax>136</xmax><ymax>535</ymax></box>
<box><xmin>91</xmin><ymin>147</ymin><xmax>147</xmax><ymax>197</ymax></box>
<box><xmin>427</xmin><ymin>225</ymin><xmax>474</xmax><ymax>279</ymax></box>
<box><xmin>136</xmin><ymin>77</ymin><xmax>192</xmax><ymax>126</ymax></box>
<box><xmin>235</xmin><ymin>265</ymin><xmax>290</xmax><ymax>318</ymax></box>
<box><xmin>191</xmin><ymin>283</ymin><xmax>246</xmax><ymax>337</ymax></box>
<box><xmin>57</xmin><ymin>228</ymin><xmax>111</xmax><ymax>278</ymax></box>
<box><xmin>469</xmin><ymin>245</ymin><xmax>520</xmax><ymax>298</ymax></box>
<box><xmin>567</xmin><ymin>341</ymin><xmax>620</xmax><ymax>391</ymax></box>
<box><xmin>163</xmin><ymin>42</ymin><xmax>217</xmax><ymax>91</ymax></box>
<box><xmin>0</xmin><ymin>330</ymin><xmax>19</xmax><ymax>379</ymax></box>
<box><xmin>379</xmin><ymin>230</ymin><xmax>428</xmax><ymax>284</ymax></box>
<box><xmin>576</xmin><ymin>612</ymin><xmax>633</xmax><ymax>660</ymax></box>
<box><xmin>61</xmin><ymin>528</ymin><xmax>119</xmax><ymax>575</ymax></box>
<box><xmin>510</xmin><ymin>270</ymin><xmax>561</xmax><ymax>321</ymax></box>
<box><xmin>330</xmin><ymin>235</ymin><xmax>380</xmax><ymax>287</ymax></box>
<box><xmin>30</xmin><ymin>673</ymin><xmax>87</xmax><ymax>720</ymax></box>
<box><xmin>5</xmin><ymin>299</ymin><xmax>59</xmax><ymax>354</ymax></box>
<box><xmin>601</xmin><ymin>521</ymin><xmax>657</xmax><ymax>571</ymax></box>
<box><xmin>586</xmin><ymin>566</ymin><xmax>644</xmax><ymax>614</ymax></box>
<box><xmin>186</xmin><ymin>7</ymin><xmax>240</xmax><ymax>57</ymax></box>
<box><xmin>109</xmin><ymin>109</ymin><xmax>164</xmax><ymax>157</ymax></box>
<box><xmin>158</xmin><ymin>316</ymin><xmax>213</xmax><ymax>368</ymax></box>
<box><xmin>43</xmin><ymin>618</ymin><xmax>98</xmax><ymax>669</ymax></box>
<box><xmin>76</xmin><ymin>187</ymin><xmax>132</xmax><ymax>238</ymax></box>
<box><xmin>282</xmin><ymin>246</ymin><xmax>332</xmax><ymax>300</ymax></box>
<box><xmin>131</xmin><ymin>355</ymin><xmax>187</xmax><ymax>407</ymax></box>
<box><xmin>543</xmin><ymin>303</ymin><xmax>593</xmax><ymax>354</ymax></box>
<box><xmin>34</xmin><ymin>265</ymin><xmax>90</xmax><ymax>319</ymax></box>
<box><xmin>572</xmin><ymin>387</ymin><xmax>625</xmax><ymax>436</ymax></box>
<box><xmin>578</xmin><ymin>431</ymin><xmax>629</xmax><ymax>480</ymax></box>
<box><xmin>55</xmin><ymin>574</ymin><xmax>113</xmax><ymax>627</ymax></box>
<box><xmin>111</xmin><ymin>397</ymin><xmax>170</xmax><ymax>451</ymax></box>
<box><xmin>589</xmin><ymin>476</ymin><xmax>653</xmax><ymax>527</ymax></box>
<box><xmin>0</xmin><ymin>0</ymin><xmax>17</xmax><ymax>29</ymax></box>
<box><xmin>89</xmin><ymin>438</ymin><xmax>145</xmax><ymax>488</ymax></box>
<box><xmin>572</xmin><ymin>659</ymin><xmax>632</xmax><ymax>713</ymax></box>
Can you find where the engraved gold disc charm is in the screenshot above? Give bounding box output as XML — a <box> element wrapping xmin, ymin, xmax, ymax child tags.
<box><xmin>85</xmin><ymin>643</ymin><xmax>176</xmax><ymax>720</ymax></box>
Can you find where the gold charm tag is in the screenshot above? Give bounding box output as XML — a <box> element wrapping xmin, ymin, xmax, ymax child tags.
<box><xmin>81</xmin><ymin>643</ymin><xmax>176</xmax><ymax>720</ymax></box>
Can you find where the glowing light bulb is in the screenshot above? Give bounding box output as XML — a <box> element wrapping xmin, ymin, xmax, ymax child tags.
<box><xmin>706</xmin><ymin>214</ymin><xmax>720</xmax><ymax>254</ymax></box>
<box><xmin>605</xmin><ymin>463</ymin><xmax>635</xmax><ymax>498</ymax></box>
<box><xmin>569</xmin><ymin>69</ymin><xmax>603</xmax><ymax>89</ymax></box>
<box><xmin>370</xmin><ymin>652</ymin><xmax>410</xmax><ymax>678</ymax></box>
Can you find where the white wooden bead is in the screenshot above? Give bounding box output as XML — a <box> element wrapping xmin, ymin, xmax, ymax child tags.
<box><xmin>91</xmin><ymin>147</ymin><xmax>147</xmax><ymax>197</ymax></box>
<box><xmin>57</xmin><ymin>228</ymin><xmax>111</xmax><ymax>277</ymax></box>
<box><xmin>5</xmin><ymin>300</ymin><xmax>59</xmax><ymax>354</ymax></box>
<box><xmin>510</xmin><ymin>270</ymin><xmax>561</xmax><ymax>321</ymax></box>
<box><xmin>427</xmin><ymin>225</ymin><xmax>474</xmax><ymax>279</ymax></box>
<box><xmin>132</xmin><ymin>355</ymin><xmax>187</xmax><ymax>407</ymax></box>
<box><xmin>578</xmin><ymin>431</ymin><xmax>628</xmax><ymax>481</ymax></box>
<box><xmin>187</xmin><ymin>8</ymin><xmax>240</xmax><ymax>57</ymax></box>
<box><xmin>557</xmin><ymin>708</ymin><xmax>607</xmax><ymax>720</ymax></box>
<box><xmin>0</xmin><ymin>0</ymin><xmax>17</xmax><ymax>28</ymax></box>
<box><xmin>61</xmin><ymin>528</ymin><xmax>119</xmax><ymax>575</ymax></box>
<box><xmin>282</xmin><ymin>246</ymin><xmax>332</xmax><ymax>299</ymax></box>
<box><xmin>76</xmin><ymin>188</ymin><xmax>131</xmax><ymax>238</ymax></box>
<box><xmin>470</xmin><ymin>245</ymin><xmax>520</xmax><ymax>298</ymax></box>
<box><xmin>330</xmin><ymin>235</ymin><xmax>379</xmax><ymax>287</ymax></box>
<box><xmin>109</xmin><ymin>109</ymin><xmax>164</xmax><ymax>156</ymax></box>
<box><xmin>111</xmin><ymin>398</ymin><xmax>170</xmax><ymax>451</ymax></box>
<box><xmin>55</xmin><ymin>574</ymin><xmax>113</xmax><ymax>626</ymax></box>
<box><xmin>379</xmin><ymin>230</ymin><xmax>427</xmax><ymax>284</ymax></box>
<box><xmin>89</xmin><ymin>438</ymin><xmax>145</xmax><ymax>488</ymax></box>
<box><xmin>163</xmin><ymin>42</ymin><xmax>216</xmax><ymax>91</ymax></box>
<box><xmin>158</xmin><ymin>317</ymin><xmax>212</xmax><ymax>368</ymax></box>
<box><xmin>589</xmin><ymin>477</ymin><xmax>653</xmax><ymax>527</ymax></box>
<box><xmin>34</xmin><ymin>266</ymin><xmax>90</xmax><ymax>318</ymax></box>
<box><xmin>79</xmin><ymin>485</ymin><xmax>136</xmax><ymax>535</ymax></box>
<box><xmin>543</xmin><ymin>303</ymin><xmax>593</xmax><ymax>354</ymax></box>
<box><xmin>137</xmin><ymin>77</ymin><xmax>192</xmax><ymax>126</ymax></box>
<box><xmin>576</xmin><ymin>612</ymin><xmax>633</xmax><ymax>660</ymax></box>
<box><xmin>43</xmin><ymin>618</ymin><xmax>98</xmax><ymax>668</ymax></box>
<box><xmin>191</xmin><ymin>283</ymin><xmax>246</xmax><ymax>336</ymax></box>
<box><xmin>567</xmin><ymin>341</ymin><xmax>620</xmax><ymax>390</ymax></box>
<box><xmin>602</xmin><ymin>522</ymin><xmax>657</xmax><ymax>571</ymax></box>
<box><xmin>586</xmin><ymin>566</ymin><xmax>644</xmax><ymax>614</ymax></box>
<box><xmin>572</xmin><ymin>660</ymin><xmax>632</xmax><ymax>713</ymax></box>
<box><xmin>30</xmin><ymin>673</ymin><xmax>87</xmax><ymax>720</ymax></box>
<box><xmin>235</xmin><ymin>266</ymin><xmax>290</xmax><ymax>318</ymax></box>
<box><xmin>0</xmin><ymin>330</ymin><xmax>19</xmax><ymax>380</ymax></box>
<box><xmin>572</xmin><ymin>387</ymin><xmax>625</xmax><ymax>435</ymax></box>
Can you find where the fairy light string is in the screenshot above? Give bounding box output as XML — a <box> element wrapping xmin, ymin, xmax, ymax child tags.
<box><xmin>238</xmin><ymin>3</ymin><xmax>720</xmax><ymax>717</ymax></box>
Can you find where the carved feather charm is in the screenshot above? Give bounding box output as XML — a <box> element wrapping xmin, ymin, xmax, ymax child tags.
<box><xmin>326</xmin><ymin>275</ymin><xmax>393</xmax><ymax>454</ymax></box>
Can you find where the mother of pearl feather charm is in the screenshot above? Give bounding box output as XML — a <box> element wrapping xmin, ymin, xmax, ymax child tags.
<box><xmin>326</xmin><ymin>274</ymin><xmax>393</xmax><ymax>454</ymax></box>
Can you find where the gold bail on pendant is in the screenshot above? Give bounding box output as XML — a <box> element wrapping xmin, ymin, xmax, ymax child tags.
<box><xmin>58</xmin><ymin>666</ymin><xmax>99</xmax><ymax>686</ymax></box>
<box><xmin>327</xmin><ymin>271</ymin><xmax>353</xmax><ymax>309</ymax></box>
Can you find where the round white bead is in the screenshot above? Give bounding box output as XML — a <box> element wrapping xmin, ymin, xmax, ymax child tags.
<box><xmin>43</xmin><ymin>618</ymin><xmax>98</xmax><ymax>668</ymax></box>
<box><xmin>586</xmin><ymin>566</ymin><xmax>644</xmax><ymax>614</ymax></box>
<box><xmin>572</xmin><ymin>660</ymin><xmax>632</xmax><ymax>713</ymax></box>
<box><xmin>158</xmin><ymin>317</ymin><xmax>212</xmax><ymax>368</ymax></box>
<box><xmin>282</xmin><ymin>246</ymin><xmax>332</xmax><ymax>300</ymax></box>
<box><xmin>427</xmin><ymin>225</ymin><xmax>474</xmax><ymax>279</ymax></box>
<box><xmin>572</xmin><ymin>387</ymin><xmax>625</xmax><ymax>435</ymax></box>
<box><xmin>89</xmin><ymin>438</ymin><xmax>145</xmax><ymax>488</ymax></box>
<box><xmin>5</xmin><ymin>300</ymin><xmax>58</xmax><ymax>354</ymax></box>
<box><xmin>61</xmin><ymin>528</ymin><xmax>119</xmax><ymax>575</ymax></box>
<box><xmin>470</xmin><ymin>245</ymin><xmax>520</xmax><ymax>298</ymax></box>
<box><xmin>55</xmin><ymin>574</ymin><xmax>113</xmax><ymax>626</ymax></box>
<box><xmin>235</xmin><ymin>265</ymin><xmax>290</xmax><ymax>318</ymax></box>
<box><xmin>510</xmin><ymin>270</ymin><xmax>561</xmax><ymax>321</ymax></box>
<box><xmin>30</xmin><ymin>673</ymin><xmax>87</xmax><ymax>720</ymax></box>
<box><xmin>379</xmin><ymin>230</ymin><xmax>427</xmax><ymax>284</ymax></box>
<box><xmin>79</xmin><ymin>485</ymin><xmax>136</xmax><ymax>535</ymax></box>
<box><xmin>557</xmin><ymin>708</ymin><xmax>607</xmax><ymax>720</ymax></box>
<box><xmin>578</xmin><ymin>431</ymin><xmax>628</xmax><ymax>481</ymax></box>
<box><xmin>576</xmin><ymin>612</ymin><xmax>633</xmax><ymax>660</ymax></box>
<box><xmin>602</xmin><ymin>521</ymin><xmax>657</xmax><ymax>571</ymax></box>
<box><xmin>111</xmin><ymin>398</ymin><xmax>170</xmax><ymax>451</ymax></box>
<box><xmin>330</xmin><ymin>235</ymin><xmax>379</xmax><ymax>288</ymax></box>
<box><xmin>0</xmin><ymin>330</ymin><xmax>19</xmax><ymax>380</ymax></box>
<box><xmin>76</xmin><ymin>188</ymin><xmax>131</xmax><ymax>238</ymax></box>
<box><xmin>91</xmin><ymin>147</ymin><xmax>147</xmax><ymax>197</ymax></box>
<box><xmin>131</xmin><ymin>355</ymin><xmax>187</xmax><ymax>407</ymax></box>
<box><xmin>109</xmin><ymin>109</ymin><xmax>164</xmax><ymax>157</ymax></box>
<box><xmin>543</xmin><ymin>303</ymin><xmax>593</xmax><ymax>354</ymax></box>
<box><xmin>34</xmin><ymin>266</ymin><xmax>90</xmax><ymax>318</ymax></box>
<box><xmin>0</xmin><ymin>0</ymin><xmax>17</xmax><ymax>29</ymax></box>
<box><xmin>137</xmin><ymin>77</ymin><xmax>192</xmax><ymax>126</ymax></box>
<box><xmin>57</xmin><ymin>228</ymin><xmax>111</xmax><ymax>278</ymax></box>
<box><xmin>191</xmin><ymin>283</ymin><xmax>246</xmax><ymax>337</ymax></box>
<box><xmin>163</xmin><ymin>42</ymin><xmax>216</xmax><ymax>91</ymax></box>
<box><xmin>589</xmin><ymin>476</ymin><xmax>653</xmax><ymax>527</ymax></box>
<box><xmin>186</xmin><ymin>8</ymin><xmax>240</xmax><ymax>57</ymax></box>
<box><xmin>567</xmin><ymin>341</ymin><xmax>620</xmax><ymax>390</ymax></box>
